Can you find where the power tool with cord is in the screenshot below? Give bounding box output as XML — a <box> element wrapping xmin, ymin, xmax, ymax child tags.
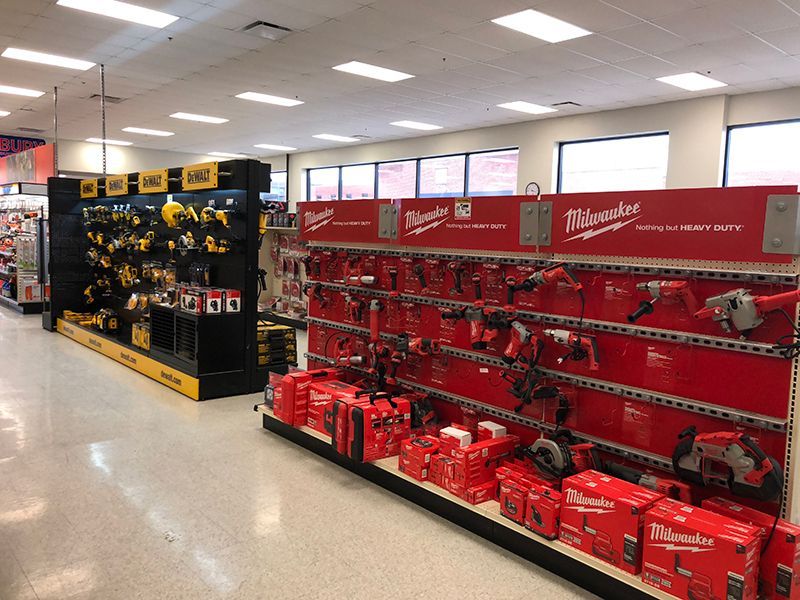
<box><xmin>604</xmin><ymin>462</ymin><xmax>692</xmax><ymax>503</ymax></box>
<box><xmin>627</xmin><ymin>280</ymin><xmax>699</xmax><ymax>323</ymax></box>
<box><xmin>502</xmin><ymin>321</ymin><xmax>539</xmax><ymax>366</ymax></box>
<box><xmin>693</xmin><ymin>287</ymin><xmax>800</xmax><ymax>339</ymax></box>
<box><xmin>672</xmin><ymin>426</ymin><xmax>783</xmax><ymax>502</ymax></box>
<box><xmin>505</xmin><ymin>263</ymin><xmax>583</xmax><ymax>307</ymax></box>
<box><xmin>521</xmin><ymin>429</ymin><xmax>601</xmax><ymax>480</ymax></box>
<box><xmin>544</xmin><ymin>328</ymin><xmax>600</xmax><ymax>371</ymax></box>
<box><xmin>441</xmin><ymin>304</ymin><xmax>510</xmax><ymax>350</ymax></box>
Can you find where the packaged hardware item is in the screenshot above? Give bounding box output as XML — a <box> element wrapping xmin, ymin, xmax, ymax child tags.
<box><xmin>525</xmin><ymin>484</ymin><xmax>562</xmax><ymax>540</ymax></box>
<box><xmin>642</xmin><ymin>499</ymin><xmax>761</xmax><ymax>600</ymax></box>
<box><xmin>306</xmin><ymin>379</ymin><xmax>361</xmax><ymax>435</ymax></box>
<box><xmin>559</xmin><ymin>470</ymin><xmax>664</xmax><ymax>574</ymax></box>
<box><xmin>702</xmin><ymin>496</ymin><xmax>800</xmax><ymax>599</ymax></box>
<box><xmin>275</xmin><ymin>368</ymin><xmax>343</xmax><ymax>427</ymax></box>
<box><xmin>398</xmin><ymin>436</ymin><xmax>441</xmax><ymax>481</ymax></box>
<box><xmin>347</xmin><ymin>393</ymin><xmax>412</xmax><ymax>462</ymax></box>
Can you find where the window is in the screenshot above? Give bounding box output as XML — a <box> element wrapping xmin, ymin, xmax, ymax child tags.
<box><xmin>419</xmin><ymin>155</ymin><xmax>466</xmax><ymax>197</ymax></box>
<box><xmin>341</xmin><ymin>164</ymin><xmax>376</xmax><ymax>199</ymax></box>
<box><xmin>308</xmin><ymin>167</ymin><xmax>339</xmax><ymax>200</ymax></box>
<box><xmin>725</xmin><ymin>121</ymin><xmax>800</xmax><ymax>186</ymax></box>
<box><xmin>468</xmin><ymin>149</ymin><xmax>519</xmax><ymax>196</ymax></box>
<box><xmin>558</xmin><ymin>133</ymin><xmax>669</xmax><ymax>193</ymax></box>
<box><xmin>264</xmin><ymin>171</ymin><xmax>286</xmax><ymax>202</ymax></box>
<box><xmin>378</xmin><ymin>160</ymin><xmax>416</xmax><ymax>198</ymax></box>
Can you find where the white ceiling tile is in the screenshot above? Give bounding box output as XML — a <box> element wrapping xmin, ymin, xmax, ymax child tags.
<box><xmin>372</xmin><ymin>43</ymin><xmax>473</xmax><ymax>75</ymax></box>
<box><xmin>450</xmin><ymin>63</ymin><xmax>526</xmax><ymax>83</ymax></box>
<box><xmin>603</xmin><ymin>23</ymin><xmax>691</xmax><ymax>55</ymax></box>
<box><xmin>757</xmin><ymin>26</ymin><xmax>800</xmax><ymax>55</ymax></box>
<box><xmin>600</xmin><ymin>0</ymin><xmax>699</xmax><ymax>20</ymax></box>
<box><xmin>560</xmin><ymin>35</ymin><xmax>645</xmax><ymax>63</ymax></box>
<box><xmin>574</xmin><ymin>64</ymin><xmax>648</xmax><ymax>85</ymax></box>
<box><xmin>452</xmin><ymin>22</ymin><xmax>550</xmax><ymax>53</ymax></box>
<box><xmin>659</xmin><ymin>44</ymin><xmax>745</xmax><ymax>71</ymax></box>
<box><xmin>615</xmin><ymin>55</ymin><xmax>679</xmax><ymax>77</ymax></box>
<box><xmin>415</xmin><ymin>33</ymin><xmax>510</xmax><ymax>63</ymax></box>
<box><xmin>488</xmin><ymin>45</ymin><xmax>604</xmax><ymax>77</ymax></box>
<box><xmin>702</xmin><ymin>0</ymin><xmax>800</xmax><ymax>34</ymax></box>
<box><xmin>743</xmin><ymin>55</ymin><xmax>800</xmax><ymax>78</ymax></box>
<box><xmin>533</xmin><ymin>0</ymin><xmax>643</xmax><ymax>32</ymax></box>
<box><xmin>654</xmin><ymin>7</ymin><xmax>744</xmax><ymax>42</ymax></box>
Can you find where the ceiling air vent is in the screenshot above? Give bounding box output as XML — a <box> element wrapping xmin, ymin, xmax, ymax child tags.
<box><xmin>551</xmin><ymin>101</ymin><xmax>582</xmax><ymax>107</ymax></box>
<box><xmin>88</xmin><ymin>94</ymin><xmax>125</xmax><ymax>104</ymax></box>
<box><xmin>17</xmin><ymin>127</ymin><xmax>45</xmax><ymax>133</ymax></box>
<box><xmin>352</xmin><ymin>134</ymin><xmax>372</xmax><ymax>140</ymax></box>
<box><xmin>237</xmin><ymin>21</ymin><xmax>292</xmax><ymax>41</ymax></box>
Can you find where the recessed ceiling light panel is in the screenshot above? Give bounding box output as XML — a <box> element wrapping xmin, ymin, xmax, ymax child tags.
<box><xmin>332</xmin><ymin>61</ymin><xmax>413</xmax><ymax>82</ymax></box>
<box><xmin>0</xmin><ymin>110</ymin><xmax>9</xmax><ymax>117</ymax></box>
<box><xmin>86</xmin><ymin>137</ymin><xmax>132</xmax><ymax>146</ymax></box>
<box><xmin>491</xmin><ymin>9</ymin><xmax>591</xmax><ymax>43</ymax></box>
<box><xmin>312</xmin><ymin>134</ymin><xmax>360</xmax><ymax>143</ymax></box>
<box><xmin>497</xmin><ymin>101</ymin><xmax>557</xmax><ymax>115</ymax></box>
<box><xmin>208</xmin><ymin>151</ymin><xmax>248</xmax><ymax>159</ymax></box>
<box><xmin>1</xmin><ymin>48</ymin><xmax>95</xmax><ymax>71</ymax></box>
<box><xmin>56</xmin><ymin>0</ymin><xmax>178</xmax><ymax>28</ymax></box>
<box><xmin>254</xmin><ymin>143</ymin><xmax>297</xmax><ymax>151</ymax></box>
<box><xmin>390</xmin><ymin>120</ymin><xmax>443</xmax><ymax>131</ymax></box>
<box><xmin>656</xmin><ymin>72</ymin><xmax>727</xmax><ymax>91</ymax></box>
<box><xmin>0</xmin><ymin>85</ymin><xmax>45</xmax><ymax>98</ymax></box>
<box><xmin>170</xmin><ymin>112</ymin><xmax>228</xmax><ymax>124</ymax></box>
<box><xmin>235</xmin><ymin>91</ymin><xmax>303</xmax><ymax>107</ymax></box>
<box><xmin>122</xmin><ymin>127</ymin><xmax>174</xmax><ymax>136</ymax></box>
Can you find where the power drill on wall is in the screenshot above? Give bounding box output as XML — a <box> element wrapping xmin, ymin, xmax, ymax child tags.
<box><xmin>441</xmin><ymin>305</ymin><xmax>510</xmax><ymax>350</ymax></box>
<box><xmin>544</xmin><ymin>328</ymin><xmax>600</xmax><ymax>371</ymax></box>
<box><xmin>627</xmin><ymin>280</ymin><xmax>699</xmax><ymax>323</ymax></box>
<box><xmin>505</xmin><ymin>263</ymin><xmax>583</xmax><ymax>308</ymax></box>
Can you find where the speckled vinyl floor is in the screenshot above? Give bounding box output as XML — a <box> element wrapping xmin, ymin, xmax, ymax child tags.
<box><xmin>0</xmin><ymin>312</ymin><xmax>598</xmax><ymax>599</ymax></box>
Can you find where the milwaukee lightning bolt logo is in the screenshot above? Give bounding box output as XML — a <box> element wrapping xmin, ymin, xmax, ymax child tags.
<box><xmin>304</xmin><ymin>208</ymin><xmax>335</xmax><ymax>232</ymax></box>
<box><xmin>564</xmin><ymin>489</ymin><xmax>616</xmax><ymax>514</ymax></box>
<box><xmin>648</xmin><ymin>522</ymin><xmax>716</xmax><ymax>553</ymax></box>
<box><xmin>403</xmin><ymin>205</ymin><xmax>449</xmax><ymax>236</ymax></box>
<box><xmin>562</xmin><ymin>201</ymin><xmax>642</xmax><ymax>242</ymax></box>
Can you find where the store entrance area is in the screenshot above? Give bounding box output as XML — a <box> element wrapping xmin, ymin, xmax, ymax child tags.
<box><xmin>0</xmin><ymin>313</ymin><xmax>592</xmax><ymax>600</ymax></box>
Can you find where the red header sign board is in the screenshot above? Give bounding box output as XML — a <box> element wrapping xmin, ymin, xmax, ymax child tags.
<box><xmin>543</xmin><ymin>186</ymin><xmax>797</xmax><ymax>264</ymax></box>
<box><xmin>298</xmin><ymin>199</ymin><xmax>390</xmax><ymax>244</ymax></box>
<box><xmin>396</xmin><ymin>196</ymin><xmax>533</xmax><ymax>252</ymax></box>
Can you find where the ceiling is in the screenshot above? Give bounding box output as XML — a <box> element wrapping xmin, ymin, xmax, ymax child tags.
<box><xmin>1</xmin><ymin>0</ymin><xmax>799</xmax><ymax>158</ymax></box>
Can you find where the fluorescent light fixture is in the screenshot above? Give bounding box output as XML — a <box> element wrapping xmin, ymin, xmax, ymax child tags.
<box><xmin>56</xmin><ymin>0</ymin><xmax>178</xmax><ymax>28</ymax></box>
<box><xmin>122</xmin><ymin>126</ymin><xmax>174</xmax><ymax>137</ymax></box>
<box><xmin>390</xmin><ymin>120</ymin><xmax>442</xmax><ymax>131</ymax></box>
<box><xmin>85</xmin><ymin>137</ymin><xmax>132</xmax><ymax>146</ymax></box>
<box><xmin>208</xmin><ymin>151</ymin><xmax>247</xmax><ymax>159</ymax></box>
<box><xmin>312</xmin><ymin>134</ymin><xmax>360</xmax><ymax>143</ymax></box>
<box><xmin>254</xmin><ymin>143</ymin><xmax>297</xmax><ymax>152</ymax></box>
<box><xmin>170</xmin><ymin>112</ymin><xmax>228</xmax><ymax>124</ymax></box>
<box><xmin>0</xmin><ymin>85</ymin><xmax>44</xmax><ymax>98</ymax></box>
<box><xmin>332</xmin><ymin>61</ymin><xmax>413</xmax><ymax>82</ymax></box>
<box><xmin>656</xmin><ymin>72</ymin><xmax>727</xmax><ymax>91</ymax></box>
<box><xmin>2</xmin><ymin>48</ymin><xmax>95</xmax><ymax>71</ymax></box>
<box><xmin>235</xmin><ymin>91</ymin><xmax>303</xmax><ymax>107</ymax></box>
<box><xmin>497</xmin><ymin>101</ymin><xmax>557</xmax><ymax>115</ymax></box>
<box><xmin>0</xmin><ymin>110</ymin><xmax>9</xmax><ymax>117</ymax></box>
<box><xmin>491</xmin><ymin>9</ymin><xmax>591</xmax><ymax>43</ymax></box>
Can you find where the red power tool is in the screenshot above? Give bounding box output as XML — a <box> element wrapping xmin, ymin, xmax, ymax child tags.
<box><xmin>505</xmin><ymin>263</ymin><xmax>583</xmax><ymax>306</ymax></box>
<box><xmin>694</xmin><ymin>287</ymin><xmax>800</xmax><ymax>335</ymax></box>
<box><xmin>604</xmin><ymin>462</ymin><xmax>692</xmax><ymax>503</ymax></box>
<box><xmin>627</xmin><ymin>280</ymin><xmax>699</xmax><ymax>323</ymax></box>
<box><xmin>672</xmin><ymin>426</ymin><xmax>784</xmax><ymax>502</ymax></box>
<box><xmin>522</xmin><ymin>429</ymin><xmax>601</xmax><ymax>479</ymax></box>
<box><xmin>386</xmin><ymin>333</ymin><xmax>441</xmax><ymax>384</ymax></box>
<box><xmin>344</xmin><ymin>255</ymin><xmax>378</xmax><ymax>286</ymax></box>
<box><xmin>344</xmin><ymin>294</ymin><xmax>366</xmax><ymax>323</ymax></box>
<box><xmin>674</xmin><ymin>554</ymin><xmax>717</xmax><ymax>600</ymax></box>
<box><xmin>334</xmin><ymin>337</ymin><xmax>366</xmax><ymax>366</ymax></box>
<box><xmin>447</xmin><ymin>261</ymin><xmax>468</xmax><ymax>296</ymax></box>
<box><xmin>544</xmin><ymin>328</ymin><xmax>600</xmax><ymax>371</ymax></box>
<box><xmin>502</xmin><ymin>321</ymin><xmax>538</xmax><ymax>366</ymax></box>
<box><xmin>387</xmin><ymin>266</ymin><xmax>399</xmax><ymax>297</ymax></box>
<box><xmin>412</xmin><ymin>263</ymin><xmax>428</xmax><ymax>293</ymax></box>
<box><xmin>441</xmin><ymin>305</ymin><xmax>509</xmax><ymax>350</ymax></box>
<box><xmin>302</xmin><ymin>282</ymin><xmax>328</xmax><ymax>307</ymax></box>
<box><xmin>300</xmin><ymin>255</ymin><xmax>321</xmax><ymax>278</ymax></box>
<box><xmin>583</xmin><ymin>515</ymin><xmax>620</xmax><ymax>565</ymax></box>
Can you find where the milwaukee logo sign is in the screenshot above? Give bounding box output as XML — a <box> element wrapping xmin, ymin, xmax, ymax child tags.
<box><xmin>648</xmin><ymin>523</ymin><xmax>715</xmax><ymax>552</ymax></box>
<box><xmin>563</xmin><ymin>201</ymin><xmax>642</xmax><ymax>242</ymax></box>
<box><xmin>565</xmin><ymin>489</ymin><xmax>616</xmax><ymax>513</ymax></box>
<box><xmin>309</xmin><ymin>392</ymin><xmax>333</xmax><ymax>403</ymax></box>
<box><xmin>404</xmin><ymin>205</ymin><xmax>449</xmax><ymax>236</ymax></box>
<box><xmin>304</xmin><ymin>208</ymin><xmax>335</xmax><ymax>232</ymax></box>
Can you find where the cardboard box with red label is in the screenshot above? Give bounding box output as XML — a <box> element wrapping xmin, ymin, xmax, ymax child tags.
<box><xmin>306</xmin><ymin>380</ymin><xmax>361</xmax><ymax>435</ymax></box>
<box><xmin>347</xmin><ymin>394</ymin><xmax>413</xmax><ymax>463</ymax></box>
<box><xmin>559</xmin><ymin>470</ymin><xmax>664</xmax><ymax>574</ymax></box>
<box><xmin>398</xmin><ymin>436</ymin><xmax>440</xmax><ymax>481</ymax></box>
<box><xmin>275</xmin><ymin>368</ymin><xmax>343</xmax><ymax>427</ymax></box>
<box><xmin>702</xmin><ymin>496</ymin><xmax>800</xmax><ymax>599</ymax></box>
<box><xmin>526</xmin><ymin>484</ymin><xmax>562</xmax><ymax>540</ymax></box>
<box><xmin>642</xmin><ymin>499</ymin><xmax>761</xmax><ymax>600</ymax></box>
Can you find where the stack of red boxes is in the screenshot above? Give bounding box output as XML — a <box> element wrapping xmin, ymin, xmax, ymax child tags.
<box><xmin>702</xmin><ymin>496</ymin><xmax>800</xmax><ymax>599</ymax></box>
<box><xmin>642</xmin><ymin>499</ymin><xmax>761</xmax><ymax>600</ymax></box>
<box><xmin>495</xmin><ymin>461</ymin><xmax>562</xmax><ymax>540</ymax></box>
<box><xmin>398</xmin><ymin>436</ymin><xmax>440</xmax><ymax>481</ymax></box>
<box><xmin>275</xmin><ymin>368</ymin><xmax>344</xmax><ymax>427</ymax></box>
<box><xmin>431</xmin><ymin>421</ymin><xmax>519</xmax><ymax>506</ymax></box>
<box><xmin>559</xmin><ymin>470</ymin><xmax>664</xmax><ymax>574</ymax></box>
<box><xmin>306</xmin><ymin>379</ymin><xmax>361</xmax><ymax>435</ymax></box>
<box><xmin>331</xmin><ymin>392</ymin><xmax>414</xmax><ymax>463</ymax></box>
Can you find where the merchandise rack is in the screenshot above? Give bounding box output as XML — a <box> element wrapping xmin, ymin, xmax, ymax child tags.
<box><xmin>260</xmin><ymin>187</ymin><xmax>800</xmax><ymax>598</ymax></box>
<box><xmin>256</xmin><ymin>404</ymin><xmax>668</xmax><ymax>600</ymax></box>
<box><xmin>45</xmin><ymin>159</ymin><xmax>274</xmax><ymax>400</ymax></box>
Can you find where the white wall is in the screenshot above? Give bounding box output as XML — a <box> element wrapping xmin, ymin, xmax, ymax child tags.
<box><xmin>270</xmin><ymin>87</ymin><xmax>800</xmax><ymax>209</ymax></box>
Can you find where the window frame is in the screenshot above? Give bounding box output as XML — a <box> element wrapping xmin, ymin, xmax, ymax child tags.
<box><xmin>268</xmin><ymin>170</ymin><xmax>287</xmax><ymax>202</ymax></box>
<box><xmin>557</xmin><ymin>131</ymin><xmax>669</xmax><ymax>193</ymax></box>
<box><xmin>723</xmin><ymin>118</ymin><xmax>800</xmax><ymax>187</ymax></box>
<box><xmin>306</xmin><ymin>147</ymin><xmax>519</xmax><ymax>200</ymax></box>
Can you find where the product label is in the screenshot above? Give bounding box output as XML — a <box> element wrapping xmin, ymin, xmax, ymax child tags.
<box><xmin>105</xmin><ymin>174</ymin><xmax>128</xmax><ymax>196</ymax></box>
<box><xmin>182</xmin><ymin>162</ymin><xmax>218</xmax><ymax>191</ymax></box>
<box><xmin>80</xmin><ymin>178</ymin><xmax>98</xmax><ymax>199</ymax></box>
<box><xmin>139</xmin><ymin>169</ymin><xmax>169</xmax><ymax>193</ymax></box>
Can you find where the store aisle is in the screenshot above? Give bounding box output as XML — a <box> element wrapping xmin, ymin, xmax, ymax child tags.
<box><xmin>0</xmin><ymin>313</ymin><xmax>596</xmax><ymax>600</ymax></box>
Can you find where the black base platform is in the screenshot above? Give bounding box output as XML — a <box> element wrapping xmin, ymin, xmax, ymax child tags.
<box><xmin>260</xmin><ymin>410</ymin><xmax>659</xmax><ymax>600</ymax></box>
<box><xmin>0</xmin><ymin>296</ymin><xmax>43</xmax><ymax>314</ymax></box>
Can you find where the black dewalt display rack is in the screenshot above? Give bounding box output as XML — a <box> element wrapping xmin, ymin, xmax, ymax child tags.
<box><xmin>44</xmin><ymin>159</ymin><xmax>271</xmax><ymax>400</ymax></box>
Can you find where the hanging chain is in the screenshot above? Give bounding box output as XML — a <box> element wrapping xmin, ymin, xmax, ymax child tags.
<box><xmin>100</xmin><ymin>64</ymin><xmax>107</xmax><ymax>176</ymax></box>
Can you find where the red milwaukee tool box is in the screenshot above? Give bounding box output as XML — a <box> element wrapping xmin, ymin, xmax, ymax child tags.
<box><xmin>643</xmin><ymin>500</ymin><xmax>761</xmax><ymax>600</ymax></box>
<box><xmin>398</xmin><ymin>436</ymin><xmax>440</xmax><ymax>481</ymax></box>
<box><xmin>306</xmin><ymin>380</ymin><xmax>362</xmax><ymax>436</ymax></box>
<box><xmin>559</xmin><ymin>470</ymin><xmax>664</xmax><ymax>574</ymax></box>
<box><xmin>348</xmin><ymin>395</ymin><xmax>412</xmax><ymax>463</ymax></box>
<box><xmin>275</xmin><ymin>368</ymin><xmax>343</xmax><ymax>427</ymax></box>
<box><xmin>331</xmin><ymin>394</ymin><xmax>371</xmax><ymax>456</ymax></box>
<box><xmin>439</xmin><ymin>434</ymin><xmax>520</xmax><ymax>488</ymax></box>
<box><xmin>702</xmin><ymin>496</ymin><xmax>800</xmax><ymax>599</ymax></box>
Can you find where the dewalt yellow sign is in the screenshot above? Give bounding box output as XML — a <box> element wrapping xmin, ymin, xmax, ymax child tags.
<box><xmin>80</xmin><ymin>179</ymin><xmax>98</xmax><ymax>199</ymax></box>
<box><xmin>139</xmin><ymin>168</ymin><xmax>169</xmax><ymax>193</ymax></box>
<box><xmin>182</xmin><ymin>162</ymin><xmax>218</xmax><ymax>191</ymax></box>
<box><xmin>105</xmin><ymin>174</ymin><xmax>128</xmax><ymax>196</ymax></box>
